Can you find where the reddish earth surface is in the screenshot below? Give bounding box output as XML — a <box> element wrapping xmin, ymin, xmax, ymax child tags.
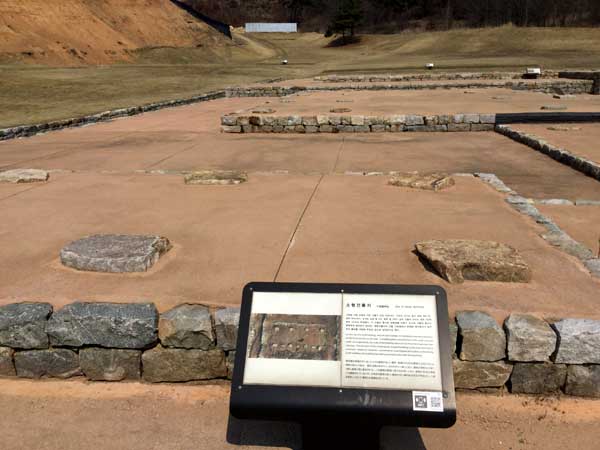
<box><xmin>539</xmin><ymin>204</ymin><xmax>600</xmax><ymax>254</ymax></box>
<box><xmin>512</xmin><ymin>123</ymin><xmax>600</xmax><ymax>166</ymax></box>
<box><xmin>233</xmin><ymin>89</ymin><xmax>600</xmax><ymax>116</ymax></box>
<box><xmin>0</xmin><ymin>379</ymin><xmax>599</xmax><ymax>450</ymax></box>
<box><xmin>0</xmin><ymin>0</ymin><xmax>228</xmax><ymax>65</ymax></box>
<box><xmin>1</xmin><ymin>95</ymin><xmax>600</xmax><ymax>320</ymax></box>
<box><xmin>1</xmin><ymin>80</ymin><xmax>599</xmax><ymax>448</ymax></box>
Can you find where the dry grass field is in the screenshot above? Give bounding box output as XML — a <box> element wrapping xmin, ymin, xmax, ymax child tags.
<box><xmin>2</xmin><ymin>26</ymin><xmax>600</xmax><ymax>127</ymax></box>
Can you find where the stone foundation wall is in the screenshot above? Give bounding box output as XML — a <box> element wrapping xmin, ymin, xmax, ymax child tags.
<box><xmin>224</xmin><ymin>79</ymin><xmax>593</xmax><ymax>97</ymax></box>
<box><xmin>559</xmin><ymin>71</ymin><xmax>600</xmax><ymax>95</ymax></box>
<box><xmin>495</xmin><ymin>125</ymin><xmax>600</xmax><ymax>181</ymax></box>
<box><xmin>221</xmin><ymin>113</ymin><xmax>497</xmax><ymax>133</ymax></box>
<box><xmin>0</xmin><ymin>301</ymin><xmax>598</xmax><ymax>397</ymax></box>
<box><xmin>0</xmin><ymin>91</ymin><xmax>226</xmax><ymax>142</ymax></box>
<box><xmin>313</xmin><ymin>71</ymin><xmax>561</xmax><ymax>83</ymax></box>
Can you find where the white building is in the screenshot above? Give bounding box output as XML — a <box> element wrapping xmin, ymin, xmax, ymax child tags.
<box><xmin>245</xmin><ymin>23</ymin><xmax>297</xmax><ymax>33</ymax></box>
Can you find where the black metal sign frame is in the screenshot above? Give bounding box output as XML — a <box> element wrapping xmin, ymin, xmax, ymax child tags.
<box><xmin>230</xmin><ymin>282</ymin><xmax>456</xmax><ymax>429</ymax></box>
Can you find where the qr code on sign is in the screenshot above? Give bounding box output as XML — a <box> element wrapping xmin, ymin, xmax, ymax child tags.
<box><xmin>414</xmin><ymin>395</ymin><xmax>428</xmax><ymax>409</ymax></box>
<box><xmin>412</xmin><ymin>391</ymin><xmax>444</xmax><ymax>412</ymax></box>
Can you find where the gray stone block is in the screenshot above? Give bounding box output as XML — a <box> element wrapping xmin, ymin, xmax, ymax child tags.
<box><xmin>457</xmin><ymin>311</ymin><xmax>506</xmax><ymax>361</ymax></box>
<box><xmin>214</xmin><ymin>307</ymin><xmax>240</xmax><ymax>351</ymax></box>
<box><xmin>301</xmin><ymin>116</ymin><xmax>317</xmax><ymax>126</ymax></box>
<box><xmin>453</xmin><ymin>359</ymin><xmax>513</xmax><ymax>389</ymax></box>
<box><xmin>541</xmin><ymin>233</ymin><xmax>594</xmax><ymax>261</ymax></box>
<box><xmin>510</xmin><ymin>363</ymin><xmax>566</xmax><ymax>394</ymax></box>
<box><xmin>416</xmin><ymin>240</ymin><xmax>531</xmax><ymax>285</ymax></box>
<box><xmin>47</xmin><ymin>302</ymin><xmax>158</xmax><ymax>349</ymax></box>
<box><xmin>15</xmin><ymin>349</ymin><xmax>80</xmax><ymax>379</ymax></box>
<box><xmin>0</xmin><ymin>303</ymin><xmax>52</xmax><ymax>349</ymax></box>
<box><xmin>221</xmin><ymin>116</ymin><xmax>237</xmax><ymax>126</ymax></box>
<box><xmin>479</xmin><ymin>114</ymin><xmax>496</xmax><ymax>124</ymax></box>
<box><xmin>463</xmin><ymin>114</ymin><xmax>480</xmax><ymax>124</ymax></box>
<box><xmin>553</xmin><ymin>319</ymin><xmax>600</xmax><ymax>364</ymax></box>
<box><xmin>221</xmin><ymin>125</ymin><xmax>242</xmax><ymax>133</ymax></box>
<box><xmin>470</xmin><ymin>124</ymin><xmax>495</xmax><ymax>132</ymax></box>
<box><xmin>226</xmin><ymin>351</ymin><xmax>236</xmax><ymax>379</ymax></box>
<box><xmin>449</xmin><ymin>322</ymin><xmax>458</xmax><ymax>355</ymax></box>
<box><xmin>60</xmin><ymin>235</ymin><xmax>172</xmax><ymax>273</ymax></box>
<box><xmin>350</xmin><ymin>115</ymin><xmax>365</xmax><ymax>126</ymax></box>
<box><xmin>405</xmin><ymin>115</ymin><xmax>424</xmax><ymax>126</ymax></box>
<box><xmin>142</xmin><ymin>345</ymin><xmax>226</xmax><ymax>382</ymax></box>
<box><xmin>0</xmin><ymin>169</ymin><xmax>49</xmax><ymax>184</ymax></box>
<box><xmin>0</xmin><ymin>347</ymin><xmax>15</xmax><ymax>376</ymax></box>
<box><xmin>504</xmin><ymin>314</ymin><xmax>557</xmax><ymax>362</ymax></box>
<box><xmin>159</xmin><ymin>304</ymin><xmax>214</xmax><ymax>350</ymax></box>
<box><xmin>565</xmin><ymin>365</ymin><xmax>600</xmax><ymax>397</ymax></box>
<box><xmin>448</xmin><ymin>123</ymin><xmax>471</xmax><ymax>132</ymax></box>
<box><xmin>80</xmin><ymin>348</ymin><xmax>141</xmax><ymax>381</ymax></box>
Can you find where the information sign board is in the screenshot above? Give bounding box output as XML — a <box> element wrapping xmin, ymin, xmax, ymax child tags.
<box><xmin>230</xmin><ymin>282</ymin><xmax>456</xmax><ymax>429</ymax></box>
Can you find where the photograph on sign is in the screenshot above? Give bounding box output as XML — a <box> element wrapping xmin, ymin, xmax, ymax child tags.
<box><xmin>243</xmin><ymin>291</ymin><xmax>442</xmax><ymax>391</ymax></box>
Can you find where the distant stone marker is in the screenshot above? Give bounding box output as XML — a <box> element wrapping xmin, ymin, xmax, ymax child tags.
<box><xmin>547</xmin><ymin>125</ymin><xmax>581</xmax><ymax>131</ymax></box>
<box><xmin>251</xmin><ymin>107</ymin><xmax>276</xmax><ymax>114</ymax></box>
<box><xmin>330</xmin><ymin>107</ymin><xmax>352</xmax><ymax>113</ymax></box>
<box><xmin>389</xmin><ymin>172</ymin><xmax>455</xmax><ymax>191</ymax></box>
<box><xmin>60</xmin><ymin>234</ymin><xmax>171</xmax><ymax>273</ymax></box>
<box><xmin>415</xmin><ymin>239</ymin><xmax>532</xmax><ymax>284</ymax></box>
<box><xmin>0</xmin><ymin>169</ymin><xmax>49</xmax><ymax>183</ymax></box>
<box><xmin>184</xmin><ymin>170</ymin><xmax>248</xmax><ymax>185</ymax></box>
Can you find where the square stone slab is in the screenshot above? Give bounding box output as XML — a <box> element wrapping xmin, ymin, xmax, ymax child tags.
<box><xmin>0</xmin><ymin>169</ymin><xmax>49</xmax><ymax>183</ymax></box>
<box><xmin>415</xmin><ymin>239</ymin><xmax>532</xmax><ymax>284</ymax></box>
<box><xmin>60</xmin><ymin>234</ymin><xmax>171</xmax><ymax>273</ymax></box>
<box><xmin>389</xmin><ymin>172</ymin><xmax>455</xmax><ymax>191</ymax></box>
<box><xmin>184</xmin><ymin>170</ymin><xmax>248</xmax><ymax>185</ymax></box>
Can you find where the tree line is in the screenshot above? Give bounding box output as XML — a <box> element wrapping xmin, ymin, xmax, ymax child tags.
<box><xmin>185</xmin><ymin>0</ymin><xmax>600</xmax><ymax>32</ymax></box>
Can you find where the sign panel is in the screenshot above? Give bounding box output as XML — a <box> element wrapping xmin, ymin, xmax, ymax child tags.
<box><xmin>230</xmin><ymin>282</ymin><xmax>456</xmax><ymax>429</ymax></box>
<box><xmin>243</xmin><ymin>292</ymin><xmax>441</xmax><ymax>392</ymax></box>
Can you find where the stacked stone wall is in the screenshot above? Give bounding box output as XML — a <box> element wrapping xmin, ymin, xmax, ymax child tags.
<box><xmin>0</xmin><ymin>301</ymin><xmax>599</xmax><ymax>397</ymax></box>
<box><xmin>0</xmin><ymin>91</ymin><xmax>226</xmax><ymax>142</ymax></box>
<box><xmin>221</xmin><ymin>113</ymin><xmax>496</xmax><ymax>133</ymax></box>
<box><xmin>313</xmin><ymin>71</ymin><xmax>561</xmax><ymax>83</ymax></box>
<box><xmin>495</xmin><ymin>125</ymin><xmax>600</xmax><ymax>181</ymax></box>
<box><xmin>225</xmin><ymin>79</ymin><xmax>592</xmax><ymax>97</ymax></box>
<box><xmin>559</xmin><ymin>71</ymin><xmax>600</xmax><ymax>95</ymax></box>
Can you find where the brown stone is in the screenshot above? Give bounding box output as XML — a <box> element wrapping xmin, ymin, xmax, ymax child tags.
<box><xmin>453</xmin><ymin>359</ymin><xmax>513</xmax><ymax>389</ymax></box>
<box><xmin>0</xmin><ymin>347</ymin><xmax>15</xmax><ymax>377</ymax></box>
<box><xmin>388</xmin><ymin>172</ymin><xmax>455</xmax><ymax>192</ymax></box>
<box><xmin>142</xmin><ymin>345</ymin><xmax>226</xmax><ymax>382</ymax></box>
<box><xmin>184</xmin><ymin>170</ymin><xmax>248</xmax><ymax>185</ymax></box>
<box><xmin>251</xmin><ymin>108</ymin><xmax>275</xmax><ymax>114</ymax></box>
<box><xmin>415</xmin><ymin>240</ymin><xmax>532</xmax><ymax>284</ymax></box>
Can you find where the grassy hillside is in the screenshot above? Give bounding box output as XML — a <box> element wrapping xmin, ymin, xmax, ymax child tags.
<box><xmin>2</xmin><ymin>26</ymin><xmax>600</xmax><ymax>127</ymax></box>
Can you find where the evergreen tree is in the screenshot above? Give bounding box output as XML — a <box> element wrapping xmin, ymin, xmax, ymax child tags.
<box><xmin>327</xmin><ymin>0</ymin><xmax>364</xmax><ymax>42</ymax></box>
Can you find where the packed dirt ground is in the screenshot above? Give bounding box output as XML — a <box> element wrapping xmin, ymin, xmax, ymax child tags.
<box><xmin>2</xmin><ymin>90</ymin><xmax>600</xmax><ymax>325</ymax></box>
<box><xmin>1</xmin><ymin>379</ymin><xmax>599</xmax><ymax>450</ymax></box>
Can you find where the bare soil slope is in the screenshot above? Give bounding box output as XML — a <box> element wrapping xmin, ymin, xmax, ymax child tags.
<box><xmin>0</xmin><ymin>0</ymin><xmax>231</xmax><ymax>65</ymax></box>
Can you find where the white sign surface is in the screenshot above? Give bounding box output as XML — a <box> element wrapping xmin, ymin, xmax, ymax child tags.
<box><xmin>341</xmin><ymin>294</ymin><xmax>442</xmax><ymax>391</ymax></box>
<box><xmin>243</xmin><ymin>292</ymin><xmax>442</xmax><ymax>391</ymax></box>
